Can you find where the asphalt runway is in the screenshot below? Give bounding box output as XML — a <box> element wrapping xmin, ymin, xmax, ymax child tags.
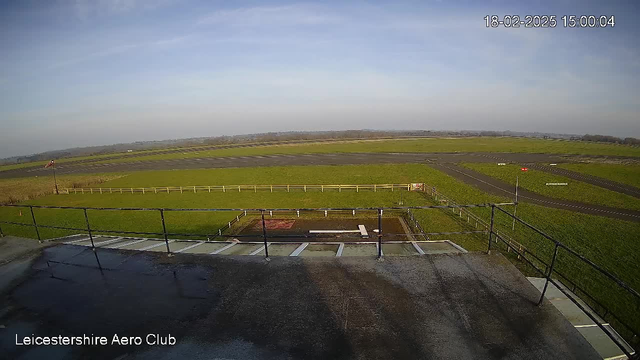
<box><xmin>3</xmin><ymin>151</ymin><xmax>639</xmax><ymax>222</ymax></box>
<box><xmin>0</xmin><ymin>152</ymin><xmax>568</xmax><ymax>178</ymax></box>
<box><xmin>429</xmin><ymin>163</ymin><xmax>640</xmax><ymax>223</ymax></box>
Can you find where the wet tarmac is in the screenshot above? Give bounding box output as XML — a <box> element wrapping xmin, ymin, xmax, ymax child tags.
<box><xmin>1</xmin><ymin>244</ymin><xmax>600</xmax><ymax>359</ymax></box>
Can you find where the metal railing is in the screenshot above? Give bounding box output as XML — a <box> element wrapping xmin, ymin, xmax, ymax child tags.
<box><xmin>1</xmin><ymin>201</ymin><xmax>637</xmax><ymax>357</ymax></box>
<box><xmin>63</xmin><ymin>183</ymin><xmax>418</xmax><ymax>195</ymax></box>
<box><xmin>487</xmin><ymin>204</ymin><xmax>639</xmax><ymax>358</ymax></box>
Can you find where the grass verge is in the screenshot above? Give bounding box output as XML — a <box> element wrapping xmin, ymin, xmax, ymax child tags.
<box><xmin>462</xmin><ymin>163</ymin><xmax>640</xmax><ymax>211</ymax></box>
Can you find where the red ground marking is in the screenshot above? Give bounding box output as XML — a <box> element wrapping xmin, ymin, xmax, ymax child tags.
<box><xmin>253</xmin><ymin>220</ymin><xmax>296</xmax><ymax>230</ymax></box>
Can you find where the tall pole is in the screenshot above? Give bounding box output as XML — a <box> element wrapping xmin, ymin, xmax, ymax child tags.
<box><xmin>512</xmin><ymin>176</ymin><xmax>518</xmax><ymax>230</ymax></box>
<box><xmin>261</xmin><ymin>210</ymin><xmax>269</xmax><ymax>259</ymax></box>
<box><xmin>52</xmin><ymin>160</ymin><xmax>59</xmax><ymax>195</ymax></box>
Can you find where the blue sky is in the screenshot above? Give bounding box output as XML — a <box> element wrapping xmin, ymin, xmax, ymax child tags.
<box><xmin>0</xmin><ymin>0</ymin><xmax>639</xmax><ymax>157</ymax></box>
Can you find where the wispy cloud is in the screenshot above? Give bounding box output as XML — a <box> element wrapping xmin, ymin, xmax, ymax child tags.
<box><xmin>197</xmin><ymin>4</ymin><xmax>342</xmax><ymax>27</ymax></box>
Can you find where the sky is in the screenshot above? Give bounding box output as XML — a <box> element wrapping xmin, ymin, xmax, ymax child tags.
<box><xmin>0</xmin><ymin>0</ymin><xmax>639</xmax><ymax>158</ymax></box>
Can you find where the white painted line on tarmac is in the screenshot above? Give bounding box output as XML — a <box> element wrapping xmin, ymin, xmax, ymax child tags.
<box><xmin>446</xmin><ymin>240</ymin><xmax>468</xmax><ymax>253</ymax></box>
<box><xmin>211</xmin><ymin>242</ymin><xmax>236</xmax><ymax>255</ymax></box>
<box><xmin>139</xmin><ymin>240</ymin><xmax>174</xmax><ymax>251</ymax></box>
<box><xmin>175</xmin><ymin>241</ymin><xmax>205</xmax><ymax>253</ymax></box>
<box><xmin>336</xmin><ymin>243</ymin><xmax>344</xmax><ymax>257</ymax></box>
<box><xmin>110</xmin><ymin>239</ymin><xmax>147</xmax><ymax>249</ymax></box>
<box><xmin>574</xmin><ymin>323</ymin><xmax>609</xmax><ymax>328</ymax></box>
<box><xmin>290</xmin><ymin>243</ymin><xmax>309</xmax><ymax>256</ymax></box>
<box><xmin>93</xmin><ymin>237</ymin><xmax>124</xmax><ymax>247</ymax></box>
<box><xmin>249</xmin><ymin>243</ymin><xmax>270</xmax><ymax>255</ymax></box>
<box><xmin>63</xmin><ymin>237</ymin><xmax>91</xmax><ymax>244</ymax></box>
<box><xmin>412</xmin><ymin>242</ymin><xmax>425</xmax><ymax>255</ymax></box>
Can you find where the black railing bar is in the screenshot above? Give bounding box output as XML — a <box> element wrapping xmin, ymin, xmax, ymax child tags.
<box><xmin>0</xmin><ymin>203</ymin><xmax>511</xmax><ymax>212</ymax></box>
<box><xmin>493</xmin><ymin>205</ymin><xmax>558</xmax><ymax>244</ymax></box>
<box><xmin>493</xmin><ymin>231</ymin><xmax>640</xmax><ymax>343</ymax></box>
<box><xmin>553</xmin><ymin>271</ymin><xmax>638</xmax><ymax>339</ymax></box>
<box><xmin>548</xmin><ymin>277</ymin><xmax>635</xmax><ymax>358</ymax></box>
<box><xmin>495</xmin><ymin>206</ymin><xmax>640</xmax><ymax>301</ymax></box>
<box><xmin>557</xmin><ymin>246</ymin><xmax>640</xmax><ymax>300</ymax></box>
<box><xmin>492</xmin><ymin>232</ymin><xmax>546</xmax><ymax>276</ymax></box>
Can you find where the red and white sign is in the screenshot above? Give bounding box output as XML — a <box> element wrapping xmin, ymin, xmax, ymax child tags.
<box><xmin>520</xmin><ymin>167</ymin><xmax>528</xmax><ymax>172</ymax></box>
<box><xmin>44</xmin><ymin>160</ymin><xmax>55</xmax><ymax>168</ymax></box>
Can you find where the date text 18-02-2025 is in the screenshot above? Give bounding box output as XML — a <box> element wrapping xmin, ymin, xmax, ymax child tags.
<box><xmin>484</xmin><ymin>15</ymin><xmax>615</xmax><ymax>28</ymax></box>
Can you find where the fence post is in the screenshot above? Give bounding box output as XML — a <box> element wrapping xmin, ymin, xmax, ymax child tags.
<box><xmin>538</xmin><ymin>243</ymin><xmax>560</xmax><ymax>305</ymax></box>
<box><xmin>377</xmin><ymin>208</ymin><xmax>383</xmax><ymax>258</ymax></box>
<box><xmin>159</xmin><ymin>209</ymin><xmax>171</xmax><ymax>255</ymax></box>
<box><xmin>194</xmin><ymin>186</ymin><xmax>196</xmax><ymax>193</ymax></box>
<box><xmin>29</xmin><ymin>206</ymin><xmax>41</xmax><ymax>241</ymax></box>
<box><xmin>255</xmin><ymin>185</ymin><xmax>257</xmax><ymax>193</ymax></box>
<box><xmin>321</xmin><ymin>185</ymin><xmax>323</xmax><ymax>192</ymax></box>
<box><xmin>271</xmin><ymin>185</ymin><xmax>273</xmax><ymax>193</ymax></box>
<box><xmin>261</xmin><ymin>210</ymin><xmax>270</xmax><ymax>259</ymax></box>
<box><xmin>488</xmin><ymin>205</ymin><xmax>495</xmax><ymax>252</ymax></box>
<box><xmin>83</xmin><ymin>208</ymin><xmax>95</xmax><ymax>250</ymax></box>
<box><xmin>0</xmin><ymin>222</ymin><xmax>4</xmax><ymax>237</ymax></box>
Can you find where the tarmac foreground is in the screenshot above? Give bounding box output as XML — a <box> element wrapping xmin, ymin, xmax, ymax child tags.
<box><xmin>0</xmin><ymin>245</ymin><xmax>600</xmax><ymax>360</ymax></box>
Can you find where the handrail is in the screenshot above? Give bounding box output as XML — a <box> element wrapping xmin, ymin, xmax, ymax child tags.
<box><xmin>62</xmin><ymin>183</ymin><xmax>420</xmax><ymax>194</ymax></box>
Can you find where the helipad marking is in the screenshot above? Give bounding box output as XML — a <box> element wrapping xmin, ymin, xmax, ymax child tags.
<box><xmin>336</xmin><ymin>243</ymin><xmax>344</xmax><ymax>257</ymax></box>
<box><xmin>358</xmin><ymin>225</ymin><xmax>368</xmax><ymax>237</ymax></box>
<box><xmin>139</xmin><ymin>240</ymin><xmax>174</xmax><ymax>251</ymax></box>
<box><xmin>290</xmin><ymin>243</ymin><xmax>309</xmax><ymax>256</ymax></box>
<box><xmin>174</xmin><ymin>241</ymin><xmax>205</xmax><ymax>253</ymax></box>
<box><xmin>249</xmin><ymin>243</ymin><xmax>270</xmax><ymax>256</ymax></box>
<box><xmin>211</xmin><ymin>242</ymin><xmax>236</xmax><ymax>255</ymax></box>
<box><xmin>412</xmin><ymin>242</ymin><xmax>426</xmax><ymax>255</ymax></box>
<box><xmin>110</xmin><ymin>239</ymin><xmax>147</xmax><ymax>249</ymax></box>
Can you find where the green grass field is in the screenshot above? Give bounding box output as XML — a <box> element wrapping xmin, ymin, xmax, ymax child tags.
<box><xmin>85</xmin><ymin>137</ymin><xmax>640</xmax><ymax>166</ymax></box>
<box><xmin>559</xmin><ymin>163</ymin><xmax>640</xmax><ymax>189</ymax></box>
<box><xmin>461</xmin><ymin>163</ymin><xmax>640</xmax><ymax>211</ymax></box>
<box><xmin>4</xmin><ymin>137</ymin><xmax>640</xmax><ymax>172</ymax></box>
<box><xmin>1</xmin><ymin>162</ymin><xmax>638</xmax><ymax>339</ymax></box>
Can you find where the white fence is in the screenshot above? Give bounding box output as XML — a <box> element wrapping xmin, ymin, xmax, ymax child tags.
<box><xmin>64</xmin><ymin>183</ymin><xmax>422</xmax><ymax>195</ymax></box>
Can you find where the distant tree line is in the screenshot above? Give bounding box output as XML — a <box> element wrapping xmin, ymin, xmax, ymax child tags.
<box><xmin>581</xmin><ymin>134</ymin><xmax>640</xmax><ymax>146</ymax></box>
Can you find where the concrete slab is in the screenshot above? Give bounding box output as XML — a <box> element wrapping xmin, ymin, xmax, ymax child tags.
<box><xmin>181</xmin><ymin>241</ymin><xmax>230</xmax><ymax>254</ymax></box>
<box><xmin>72</xmin><ymin>236</ymin><xmax>111</xmax><ymax>247</ymax></box>
<box><xmin>118</xmin><ymin>239</ymin><xmax>161</xmax><ymax>250</ymax></box>
<box><xmin>418</xmin><ymin>241</ymin><xmax>462</xmax><ymax>254</ymax></box>
<box><xmin>342</xmin><ymin>243</ymin><xmax>377</xmax><ymax>256</ymax></box>
<box><xmin>527</xmin><ymin>277</ymin><xmax>633</xmax><ymax>359</ymax></box>
<box><xmin>578</xmin><ymin>326</ymin><xmax>629</xmax><ymax>359</ymax></box>
<box><xmin>218</xmin><ymin>243</ymin><xmax>262</xmax><ymax>255</ymax></box>
<box><xmin>256</xmin><ymin>243</ymin><xmax>300</xmax><ymax>256</ymax></box>
<box><xmin>167</xmin><ymin>241</ymin><xmax>200</xmax><ymax>253</ymax></box>
<box><xmin>382</xmin><ymin>243</ymin><xmax>419</xmax><ymax>256</ymax></box>
<box><xmin>300</xmin><ymin>244</ymin><xmax>339</xmax><ymax>257</ymax></box>
<box><xmin>0</xmin><ymin>247</ymin><xmax>601</xmax><ymax>359</ymax></box>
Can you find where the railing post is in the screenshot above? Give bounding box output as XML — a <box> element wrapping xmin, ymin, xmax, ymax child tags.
<box><xmin>488</xmin><ymin>205</ymin><xmax>495</xmax><ymax>252</ymax></box>
<box><xmin>160</xmin><ymin>209</ymin><xmax>171</xmax><ymax>255</ymax></box>
<box><xmin>83</xmin><ymin>208</ymin><xmax>95</xmax><ymax>250</ymax></box>
<box><xmin>377</xmin><ymin>208</ymin><xmax>383</xmax><ymax>259</ymax></box>
<box><xmin>261</xmin><ymin>210</ymin><xmax>270</xmax><ymax>259</ymax></box>
<box><xmin>0</xmin><ymin>222</ymin><xmax>4</xmax><ymax>237</ymax></box>
<box><xmin>538</xmin><ymin>243</ymin><xmax>560</xmax><ymax>305</ymax></box>
<box><xmin>29</xmin><ymin>206</ymin><xmax>41</xmax><ymax>241</ymax></box>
